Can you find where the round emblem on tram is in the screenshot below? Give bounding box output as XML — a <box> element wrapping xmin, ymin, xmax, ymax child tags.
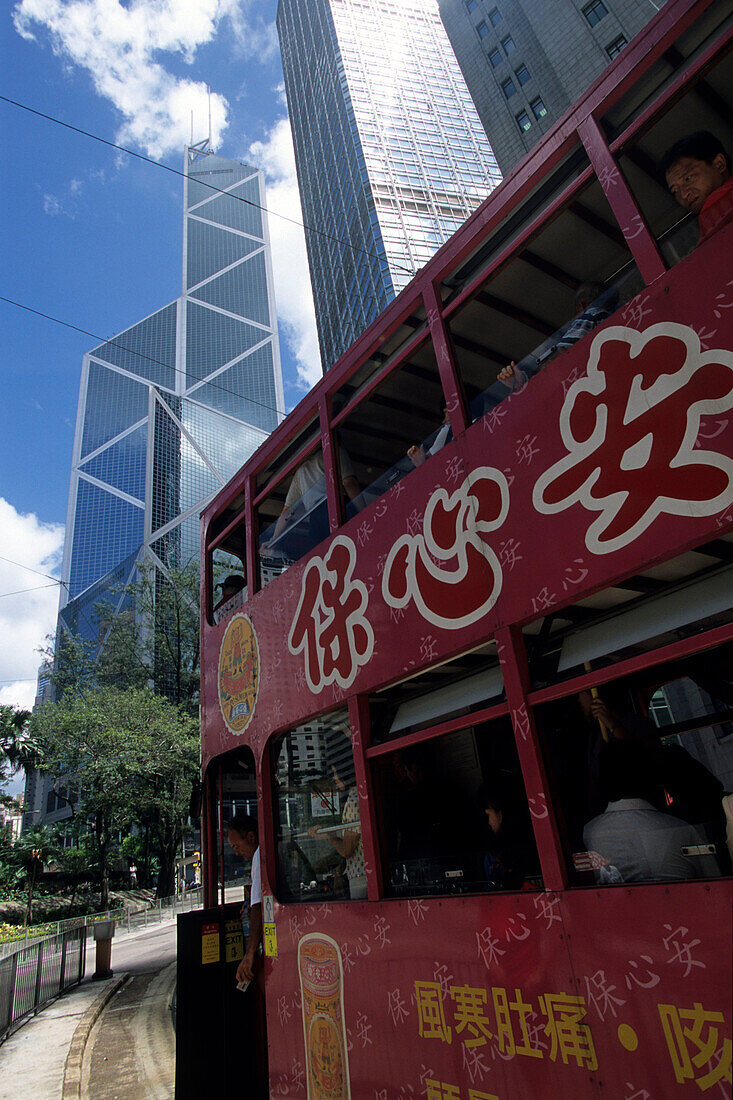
<box><xmin>218</xmin><ymin>613</ymin><xmax>259</xmax><ymax>734</ymax></box>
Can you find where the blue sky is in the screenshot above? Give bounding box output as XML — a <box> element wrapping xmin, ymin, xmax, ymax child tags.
<box><xmin>0</xmin><ymin>0</ymin><xmax>320</xmax><ymax>715</ymax></box>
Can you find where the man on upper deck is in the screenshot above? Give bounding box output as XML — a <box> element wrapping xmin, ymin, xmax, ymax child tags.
<box><xmin>661</xmin><ymin>131</ymin><xmax>733</xmax><ymax>245</ymax></box>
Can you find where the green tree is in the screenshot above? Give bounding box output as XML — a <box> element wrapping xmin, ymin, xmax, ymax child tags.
<box><xmin>0</xmin><ymin>705</ymin><xmax>42</xmax><ymax>807</ymax></box>
<box><xmin>95</xmin><ymin>560</ymin><xmax>200</xmax><ymax>713</ymax></box>
<box><xmin>12</xmin><ymin>825</ymin><xmax>58</xmax><ymax>925</ymax></box>
<box><xmin>30</xmin><ymin>686</ymin><xmax>198</xmax><ymax>905</ymax></box>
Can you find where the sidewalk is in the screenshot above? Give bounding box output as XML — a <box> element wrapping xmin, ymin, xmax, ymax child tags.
<box><xmin>0</xmin><ymin>917</ymin><xmax>177</xmax><ymax>1100</ymax></box>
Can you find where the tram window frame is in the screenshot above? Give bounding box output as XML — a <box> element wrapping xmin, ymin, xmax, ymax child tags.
<box><xmin>333</xmin><ymin>335</ymin><xmax>446</xmax><ymax>520</ymax></box>
<box><xmin>255</xmin><ymin>437</ymin><xmax>335</xmax><ymax>588</ymax></box>
<box><xmin>369</xmin><ymin>714</ymin><xmax>543</xmax><ymax>900</ymax></box>
<box><xmin>521</xmin><ymin>547</ymin><xmax>733</xmax><ymax>692</ymax></box>
<box><xmin>531</xmin><ymin>642</ymin><xmax>732</xmax><ymax>890</ymax></box>
<box><xmin>608</xmin><ymin>46</ymin><xmax>733</xmax><ymax>270</ymax></box>
<box><xmin>270</xmin><ymin>709</ymin><xmax>366</xmax><ymax>904</ymax></box>
<box><xmin>445</xmin><ymin>170</ymin><xmax>643</xmax><ymax>425</ymax></box>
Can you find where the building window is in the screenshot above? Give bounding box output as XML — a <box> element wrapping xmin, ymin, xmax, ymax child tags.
<box><xmin>501</xmin><ymin>34</ymin><xmax>516</xmax><ymax>54</ymax></box>
<box><xmin>477</xmin><ymin>20</ymin><xmax>490</xmax><ymax>39</ymax></box>
<box><xmin>516</xmin><ymin>110</ymin><xmax>531</xmax><ymax>133</ymax></box>
<box><xmin>466</xmin><ymin>0</ymin><xmax>478</xmax><ymax>10</ymax></box>
<box><xmin>488</xmin><ymin>6</ymin><xmax>502</xmax><ymax>26</ymax></box>
<box><xmin>501</xmin><ymin>77</ymin><xmax>517</xmax><ymax>99</ymax></box>
<box><xmin>606</xmin><ymin>33</ymin><xmax>628</xmax><ymax>59</ymax></box>
<box><xmin>582</xmin><ymin>0</ymin><xmax>609</xmax><ymax>27</ymax></box>
<box><xmin>489</xmin><ymin>47</ymin><xmax>502</xmax><ymax>67</ymax></box>
<box><xmin>515</xmin><ymin>63</ymin><xmax>530</xmax><ymax>85</ymax></box>
<box><xmin>530</xmin><ymin>95</ymin><xmax>547</xmax><ymax>119</ymax></box>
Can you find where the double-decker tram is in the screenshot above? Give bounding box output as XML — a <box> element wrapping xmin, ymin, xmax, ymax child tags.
<box><xmin>195</xmin><ymin>2</ymin><xmax>733</xmax><ymax>1095</ymax></box>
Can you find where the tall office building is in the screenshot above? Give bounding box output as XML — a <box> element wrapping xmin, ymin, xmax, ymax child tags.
<box><xmin>438</xmin><ymin>0</ymin><xmax>666</xmax><ymax>174</ymax></box>
<box><xmin>56</xmin><ymin>142</ymin><xmax>284</xmax><ymax>671</ymax></box>
<box><xmin>277</xmin><ymin>0</ymin><xmax>501</xmax><ymax>371</ymax></box>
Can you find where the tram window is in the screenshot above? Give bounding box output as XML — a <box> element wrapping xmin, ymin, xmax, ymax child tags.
<box><xmin>447</xmin><ymin>174</ymin><xmax>642</xmax><ymax>423</ymax></box>
<box><xmin>373</xmin><ymin>718</ymin><xmax>542</xmax><ymax>898</ymax></box>
<box><xmin>613</xmin><ymin>46</ymin><xmax>733</xmax><ymax>269</ymax></box>
<box><xmin>534</xmin><ymin>650</ymin><xmax>732</xmax><ymax>889</ymax></box>
<box><xmin>256</xmin><ymin>440</ymin><xmax>351</xmax><ymax>586</ymax></box>
<box><xmin>335</xmin><ymin>337</ymin><xmax>444</xmax><ymax>519</ymax></box>
<box><xmin>522</xmin><ymin>547</ymin><xmax>733</xmax><ymax>691</ymax></box>
<box><xmin>369</xmin><ymin>641</ymin><xmax>505</xmax><ymax>745</ymax></box>
<box><xmin>211</xmin><ymin>547</ymin><xmax>246</xmax><ymax>624</ymax></box>
<box><xmin>271</xmin><ymin>710</ymin><xmax>365</xmax><ymax>903</ymax></box>
<box><xmin>214</xmin><ymin>749</ymin><xmax>258</xmax><ymax>892</ymax></box>
<box><xmin>601</xmin><ymin>5</ymin><xmax>732</xmax><ymax>149</ymax></box>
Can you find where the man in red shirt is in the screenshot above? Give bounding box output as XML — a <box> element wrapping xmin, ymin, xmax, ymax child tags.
<box><xmin>661</xmin><ymin>131</ymin><xmax>732</xmax><ymax>244</ymax></box>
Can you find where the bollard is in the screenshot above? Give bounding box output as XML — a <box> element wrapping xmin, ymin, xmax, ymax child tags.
<box><xmin>92</xmin><ymin>920</ymin><xmax>116</xmax><ymax>981</ymax></box>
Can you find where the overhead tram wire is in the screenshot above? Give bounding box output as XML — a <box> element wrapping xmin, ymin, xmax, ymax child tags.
<box><xmin>0</xmin><ymin>94</ymin><xmax>417</xmax><ymax>280</ymax></box>
<box><xmin>0</xmin><ymin>555</ymin><xmax>66</xmax><ymax>588</ymax></box>
<box><xmin>0</xmin><ymin>293</ymin><xmax>290</xmax><ymax>422</ymax></box>
<box><xmin>0</xmin><ymin>584</ymin><xmax>58</xmax><ymax>599</ymax></box>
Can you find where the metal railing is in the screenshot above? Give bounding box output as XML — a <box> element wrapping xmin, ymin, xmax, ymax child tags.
<box><xmin>0</xmin><ymin>925</ymin><xmax>86</xmax><ymax>1042</ymax></box>
<box><xmin>0</xmin><ymin>886</ymin><xmax>211</xmax><ymax>961</ymax></box>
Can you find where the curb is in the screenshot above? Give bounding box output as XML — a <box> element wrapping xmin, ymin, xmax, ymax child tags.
<box><xmin>62</xmin><ymin>975</ymin><xmax>130</xmax><ymax>1100</ymax></box>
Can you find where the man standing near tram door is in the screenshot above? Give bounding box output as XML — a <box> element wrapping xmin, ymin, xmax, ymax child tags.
<box><xmin>226</xmin><ymin>813</ymin><xmax>262</xmax><ymax>985</ymax></box>
<box><xmin>227</xmin><ymin>813</ymin><xmax>268</xmax><ymax>1095</ymax></box>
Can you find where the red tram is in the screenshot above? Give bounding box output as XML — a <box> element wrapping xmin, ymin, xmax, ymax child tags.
<box><xmin>197</xmin><ymin>2</ymin><xmax>733</xmax><ymax>1095</ymax></box>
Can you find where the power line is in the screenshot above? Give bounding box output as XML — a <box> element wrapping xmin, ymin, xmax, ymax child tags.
<box><xmin>0</xmin><ymin>293</ymin><xmax>289</xmax><ymax>421</ymax></box>
<box><xmin>0</xmin><ymin>584</ymin><xmax>57</xmax><ymax>600</ymax></box>
<box><xmin>0</xmin><ymin>556</ymin><xmax>65</xmax><ymax>587</ymax></box>
<box><xmin>0</xmin><ymin>93</ymin><xmax>416</xmax><ymax>278</ymax></box>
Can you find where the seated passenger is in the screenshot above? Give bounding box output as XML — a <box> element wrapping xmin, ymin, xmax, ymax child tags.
<box><xmin>661</xmin><ymin>131</ymin><xmax>733</xmax><ymax>245</ymax></box>
<box><xmin>263</xmin><ymin>448</ymin><xmax>360</xmax><ymax>554</ymax></box>
<box><xmin>582</xmin><ymin>741</ymin><xmax>720</xmax><ymax>884</ymax></box>
<box><xmin>477</xmin><ymin>778</ymin><xmax>538</xmax><ymax>890</ymax></box>
<box><xmin>213</xmin><ymin>574</ymin><xmax>246</xmax><ymax>620</ymax></box>
<box><xmin>497</xmin><ymin>282</ymin><xmax>613</xmax><ymax>391</ymax></box>
<box><xmin>407</xmin><ymin>404</ymin><xmax>452</xmax><ymax>468</ymax></box>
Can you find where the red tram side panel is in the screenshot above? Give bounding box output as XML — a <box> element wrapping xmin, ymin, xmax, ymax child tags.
<box><xmin>263</xmin><ymin>883</ymin><xmax>731</xmax><ymax>1099</ymax></box>
<box><xmin>202</xmin><ymin>233</ymin><xmax>733</xmax><ymax>767</ymax></box>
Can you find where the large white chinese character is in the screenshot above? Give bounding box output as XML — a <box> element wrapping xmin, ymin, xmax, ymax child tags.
<box><xmin>533</xmin><ymin>323</ymin><xmax>733</xmax><ymax>554</ymax></box>
<box><xmin>288</xmin><ymin>536</ymin><xmax>374</xmax><ymax>693</ymax></box>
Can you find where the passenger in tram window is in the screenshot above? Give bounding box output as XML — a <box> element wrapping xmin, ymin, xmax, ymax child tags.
<box><xmin>577</xmin><ymin>687</ymin><xmax>658</xmax><ymax>819</ymax></box>
<box><xmin>213</xmin><ymin>573</ymin><xmax>246</xmax><ymax>621</ymax></box>
<box><xmin>477</xmin><ymin>778</ymin><xmax>538</xmax><ymax>890</ymax></box>
<box><xmin>407</xmin><ymin>403</ymin><xmax>452</xmax><ymax>468</ymax></box>
<box><xmin>582</xmin><ymin>741</ymin><xmax>721</xmax><ymax>883</ymax></box>
<box><xmin>307</xmin><ymin>741</ymin><xmax>367</xmax><ymax>900</ymax></box>
<box><xmin>661</xmin><ymin>131</ymin><xmax>733</xmax><ymax>245</ymax></box>
<box><xmin>496</xmin><ymin>283</ymin><xmax>615</xmax><ymax>392</ymax></box>
<box><xmin>226</xmin><ymin>813</ymin><xmax>263</xmax><ymax>984</ymax></box>
<box><xmin>263</xmin><ymin>447</ymin><xmax>361</xmax><ymax>553</ymax></box>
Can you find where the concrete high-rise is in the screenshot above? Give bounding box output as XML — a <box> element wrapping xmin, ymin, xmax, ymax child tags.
<box><xmin>57</xmin><ymin>143</ymin><xmax>284</xmax><ymax>671</ymax></box>
<box><xmin>277</xmin><ymin>0</ymin><xmax>501</xmax><ymax>371</ymax></box>
<box><xmin>438</xmin><ymin>0</ymin><xmax>666</xmax><ymax>175</ymax></box>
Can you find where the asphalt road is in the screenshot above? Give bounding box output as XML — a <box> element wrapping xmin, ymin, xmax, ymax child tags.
<box><xmin>83</xmin><ymin>922</ymin><xmax>177</xmax><ymax>1099</ymax></box>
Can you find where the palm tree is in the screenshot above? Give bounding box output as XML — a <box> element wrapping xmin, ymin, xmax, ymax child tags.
<box><xmin>0</xmin><ymin>706</ymin><xmax>42</xmax><ymax>803</ymax></box>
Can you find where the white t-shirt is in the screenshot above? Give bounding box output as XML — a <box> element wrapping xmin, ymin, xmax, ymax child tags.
<box><xmin>250</xmin><ymin>846</ymin><xmax>262</xmax><ymax>907</ymax></box>
<box><xmin>284</xmin><ymin>449</ymin><xmax>354</xmax><ymax>509</ymax></box>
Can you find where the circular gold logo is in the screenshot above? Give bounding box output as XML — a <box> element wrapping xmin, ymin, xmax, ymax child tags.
<box><xmin>218</xmin><ymin>613</ymin><xmax>259</xmax><ymax>734</ymax></box>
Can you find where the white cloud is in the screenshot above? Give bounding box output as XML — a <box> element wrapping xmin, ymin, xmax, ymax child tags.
<box><xmin>43</xmin><ymin>192</ymin><xmax>62</xmax><ymax>215</ymax></box>
<box><xmin>247</xmin><ymin>119</ymin><xmax>322</xmax><ymax>391</ymax></box>
<box><xmin>13</xmin><ymin>0</ymin><xmax>246</xmax><ymax>158</ymax></box>
<box><xmin>0</xmin><ymin>499</ymin><xmax>64</xmax><ymax>713</ymax></box>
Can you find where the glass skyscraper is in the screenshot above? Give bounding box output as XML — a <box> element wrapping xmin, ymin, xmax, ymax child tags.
<box><xmin>57</xmin><ymin>144</ymin><xmax>284</xmax><ymax>654</ymax></box>
<box><xmin>277</xmin><ymin>0</ymin><xmax>502</xmax><ymax>370</ymax></box>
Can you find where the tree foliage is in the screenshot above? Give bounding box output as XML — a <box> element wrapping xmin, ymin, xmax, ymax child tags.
<box><xmin>30</xmin><ymin>687</ymin><xmax>199</xmax><ymax>903</ymax></box>
<box><xmin>0</xmin><ymin>705</ymin><xmax>41</xmax><ymax>806</ymax></box>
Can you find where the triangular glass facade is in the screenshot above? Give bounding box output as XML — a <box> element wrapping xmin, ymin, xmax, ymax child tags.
<box><xmin>59</xmin><ymin>146</ymin><xmax>284</xmax><ymax>643</ymax></box>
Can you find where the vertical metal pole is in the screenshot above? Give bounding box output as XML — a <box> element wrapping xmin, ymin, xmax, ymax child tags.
<box><xmin>5</xmin><ymin>953</ymin><xmax>19</xmax><ymax>1035</ymax></box>
<box><xmin>59</xmin><ymin>934</ymin><xmax>68</xmax><ymax>993</ymax></box>
<box><xmin>33</xmin><ymin>940</ymin><xmax>45</xmax><ymax>1016</ymax></box>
